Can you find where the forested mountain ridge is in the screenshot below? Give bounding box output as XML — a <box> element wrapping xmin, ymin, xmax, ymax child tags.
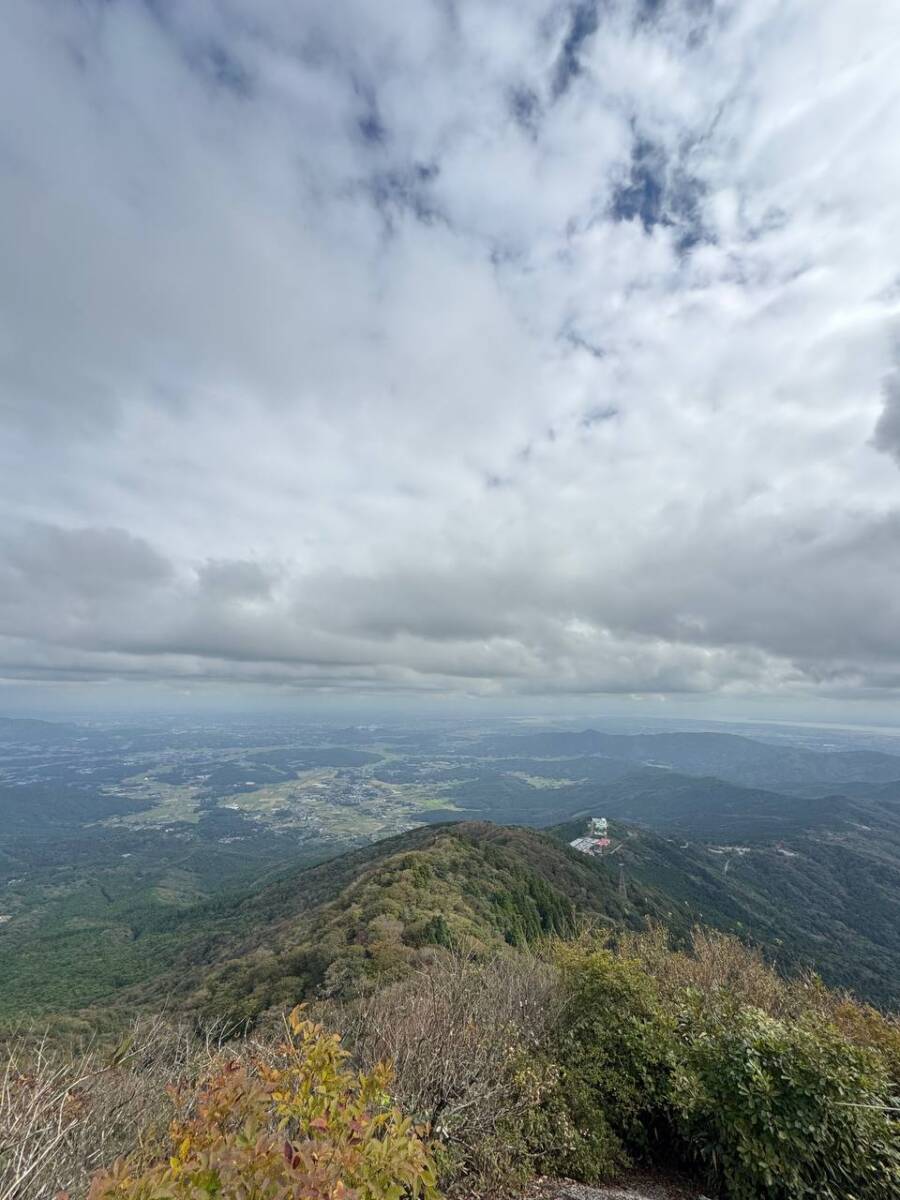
<box><xmin>108</xmin><ymin>815</ymin><xmax>900</xmax><ymax>1021</ymax></box>
<box><xmin>128</xmin><ymin>822</ymin><xmax>666</xmax><ymax>1022</ymax></box>
<box><xmin>481</xmin><ymin>728</ymin><xmax>900</xmax><ymax>788</ymax></box>
<box><xmin>540</xmin><ymin>766</ymin><xmax>900</xmax><ymax>840</ymax></box>
<box><xmin>550</xmin><ymin>817</ymin><xmax>900</xmax><ymax>1005</ymax></box>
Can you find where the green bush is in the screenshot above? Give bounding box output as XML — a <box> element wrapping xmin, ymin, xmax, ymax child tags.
<box><xmin>539</xmin><ymin>938</ymin><xmax>900</xmax><ymax>1199</ymax></box>
<box><xmin>671</xmin><ymin>1003</ymin><xmax>900</xmax><ymax>1200</ymax></box>
<box><xmin>543</xmin><ymin>945</ymin><xmax>675</xmax><ymax>1180</ymax></box>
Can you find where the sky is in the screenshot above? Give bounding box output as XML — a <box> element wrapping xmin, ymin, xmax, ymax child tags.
<box><xmin>2</xmin><ymin>0</ymin><xmax>900</xmax><ymax>718</ymax></box>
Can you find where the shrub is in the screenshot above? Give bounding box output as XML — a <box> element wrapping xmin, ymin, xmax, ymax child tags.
<box><xmin>827</xmin><ymin>998</ymin><xmax>900</xmax><ymax>1089</ymax></box>
<box><xmin>545</xmin><ymin>933</ymin><xmax>900</xmax><ymax>1198</ymax></box>
<box><xmin>545</xmin><ymin>943</ymin><xmax>675</xmax><ymax>1181</ymax></box>
<box><xmin>671</xmin><ymin>1004</ymin><xmax>900</xmax><ymax>1200</ymax></box>
<box><xmin>6</xmin><ymin>931</ymin><xmax>899</xmax><ymax>1200</ymax></box>
<box><xmin>90</xmin><ymin>1008</ymin><xmax>438</xmax><ymax>1200</ymax></box>
<box><xmin>333</xmin><ymin>950</ymin><xmax>561</xmax><ymax>1196</ymax></box>
<box><xmin>616</xmin><ymin>924</ymin><xmax>788</xmax><ymax>1017</ymax></box>
<box><xmin>0</xmin><ymin>1015</ymin><xmax>220</xmax><ymax>1200</ymax></box>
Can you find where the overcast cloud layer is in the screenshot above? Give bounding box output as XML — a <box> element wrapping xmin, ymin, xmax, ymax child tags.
<box><xmin>2</xmin><ymin>0</ymin><xmax>900</xmax><ymax>708</ymax></box>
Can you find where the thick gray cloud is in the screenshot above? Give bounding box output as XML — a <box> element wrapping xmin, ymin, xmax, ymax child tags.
<box><xmin>873</xmin><ymin>360</ymin><xmax>900</xmax><ymax>464</ymax></box>
<box><xmin>1</xmin><ymin>0</ymin><xmax>900</xmax><ymax>708</ymax></box>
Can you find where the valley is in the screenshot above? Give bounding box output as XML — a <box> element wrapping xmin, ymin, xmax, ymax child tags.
<box><xmin>2</xmin><ymin>713</ymin><xmax>900</xmax><ymax>1018</ymax></box>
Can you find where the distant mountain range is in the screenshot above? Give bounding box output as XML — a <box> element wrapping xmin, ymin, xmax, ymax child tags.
<box><xmin>540</xmin><ymin>766</ymin><xmax>899</xmax><ymax>841</ymax></box>
<box><xmin>0</xmin><ymin>715</ymin><xmax>81</xmax><ymax>743</ymax></box>
<box><xmin>481</xmin><ymin>727</ymin><xmax>900</xmax><ymax>789</ymax></box>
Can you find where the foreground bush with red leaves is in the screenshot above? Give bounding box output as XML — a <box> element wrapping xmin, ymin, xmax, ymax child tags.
<box><xmin>89</xmin><ymin>1007</ymin><xmax>438</xmax><ymax>1200</ymax></box>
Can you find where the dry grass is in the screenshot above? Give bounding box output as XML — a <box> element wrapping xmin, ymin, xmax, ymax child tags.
<box><xmin>616</xmin><ymin>924</ymin><xmax>788</xmax><ymax>1013</ymax></box>
<box><xmin>0</xmin><ymin>1014</ymin><xmax>236</xmax><ymax>1200</ymax></box>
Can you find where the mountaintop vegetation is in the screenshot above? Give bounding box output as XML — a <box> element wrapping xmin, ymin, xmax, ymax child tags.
<box><xmin>3</xmin><ymin>927</ymin><xmax>898</xmax><ymax>1200</ymax></box>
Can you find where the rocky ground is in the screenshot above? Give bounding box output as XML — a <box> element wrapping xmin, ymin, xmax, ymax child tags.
<box><xmin>531</xmin><ymin>1172</ymin><xmax>712</xmax><ymax>1200</ymax></box>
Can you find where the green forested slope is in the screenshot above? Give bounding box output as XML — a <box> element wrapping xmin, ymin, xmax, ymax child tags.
<box><xmin>552</xmin><ymin>818</ymin><xmax>900</xmax><ymax>1005</ymax></box>
<box><xmin>130</xmin><ymin>816</ymin><xmax>900</xmax><ymax>1020</ymax></box>
<box><xmin>5</xmin><ymin>807</ymin><xmax>900</xmax><ymax>1023</ymax></box>
<box><xmin>133</xmin><ymin>822</ymin><xmax>682</xmax><ymax>1022</ymax></box>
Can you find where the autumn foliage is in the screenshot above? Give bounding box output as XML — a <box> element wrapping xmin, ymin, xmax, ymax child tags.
<box><xmin>89</xmin><ymin>1008</ymin><xmax>438</xmax><ymax>1200</ymax></box>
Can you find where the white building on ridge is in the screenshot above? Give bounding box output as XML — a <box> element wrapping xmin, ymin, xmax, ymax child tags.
<box><xmin>570</xmin><ymin>817</ymin><xmax>611</xmax><ymax>857</ymax></box>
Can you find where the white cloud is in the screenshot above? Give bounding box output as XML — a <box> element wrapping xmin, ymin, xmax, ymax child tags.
<box><xmin>1</xmin><ymin>0</ymin><xmax>899</xmax><ymax>706</ymax></box>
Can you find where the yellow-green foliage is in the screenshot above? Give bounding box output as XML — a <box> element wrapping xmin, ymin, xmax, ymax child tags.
<box><xmin>89</xmin><ymin>1008</ymin><xmax>438</xmax><ymax>1200</ymax></box>
<box><xmin>191</xmin><ymin>828</ymin><xmax>582</xmax><ymax>1023</ymax></box>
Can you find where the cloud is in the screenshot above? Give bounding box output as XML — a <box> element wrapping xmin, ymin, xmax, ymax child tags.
<box><xmin>0</xmin><ymin>0</ymin><xmax>899</xmax><ymax>707</ymax></box>
<box><xmin>873</xmin><ymin>353</ymin><xmax>900</xmax><ymax>463</ymax></box>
